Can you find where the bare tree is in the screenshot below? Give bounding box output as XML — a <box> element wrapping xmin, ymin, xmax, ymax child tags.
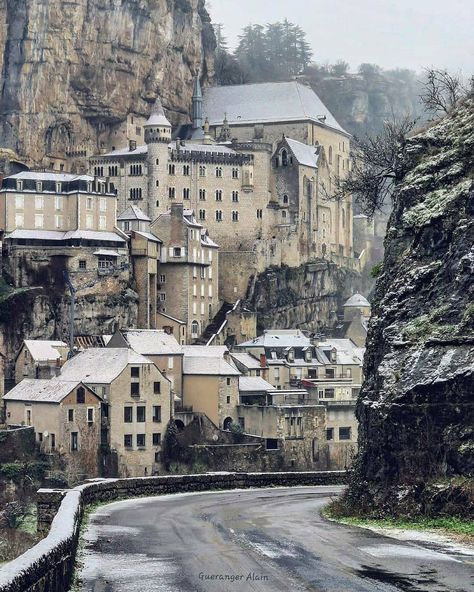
<box><xmin>323</xmin><ymin>115</ymin><xmax>418</xmax><ymax>216</ymax></box>
<box><xmin>420</xmin><ymin>68</ymin><xmax>471</xmax><ymax>115</ymax></box>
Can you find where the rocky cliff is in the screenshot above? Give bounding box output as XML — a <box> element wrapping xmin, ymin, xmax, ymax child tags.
<box><xmin>0</xmin><ymin>0</ymin><xmax>215</xmax><ymax>164</ymax></box>
<box><xmin>349</xmin><ymin>97</ymin><xmax>474</xmax><ymax>514</ymax></box>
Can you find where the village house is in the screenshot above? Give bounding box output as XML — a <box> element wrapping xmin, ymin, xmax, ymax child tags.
<box><xmin>151</xmin><ymin>203</ymin><xmax>219</xmax><ymax>341</ymax></box>
<box><xmin>59</xmin><ymin>348</ymin><xmax>172</xmax><ymax>477</ymax></box>
<box><xmin>14</xmin><ymin>340</ymin><xmax>68</xmax><ymax>383</ymax></box>
<box><xmin>3</xmin><ymin>379</ymin><xmax>102</xmax><ymax>479</ymax></box>
<box><xmin>156</xmin><ymin>311</ymin><xmax>188</xmax><ymax>345</ymax></box>
<box><xmin>107</xmin><ymin>329</ymin><xmax>183</xmax><ymax>398</ymax></box>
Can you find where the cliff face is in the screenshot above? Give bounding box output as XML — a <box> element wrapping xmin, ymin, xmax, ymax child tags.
<box><xmin>353</xmin><ymin>98</ymin><xmax>474</xmax><ymax>505</ymax></box>
<box><xmin>0</xmin><ymin>0</ymin><xmax>215</xmax><ymax>164</ymax></box>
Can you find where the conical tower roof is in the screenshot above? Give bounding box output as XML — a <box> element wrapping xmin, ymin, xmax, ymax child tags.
<box><xmin>145</xmin><ymin>97</ymin><xmax>171</xmax><ymax>127</ymax></box>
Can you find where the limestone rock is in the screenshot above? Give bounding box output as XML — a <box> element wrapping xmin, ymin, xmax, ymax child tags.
<box><xmin>353</xmin><ymin>97</ymin><xmax>474</xmax><ymax>499</ymax></box>
<box><xmin>0</xmin><ymin>0</ymin><xmax>215</xmax><ymax>164</ymax></box>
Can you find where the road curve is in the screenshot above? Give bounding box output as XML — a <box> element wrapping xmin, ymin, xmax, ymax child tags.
<box><xmin>78</xmin><ymin>486</ymin><xmax>474</xmax><ymax>592</ymax></box>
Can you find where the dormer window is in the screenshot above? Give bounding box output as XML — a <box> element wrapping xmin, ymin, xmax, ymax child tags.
<box><xmin>56</xmin><ymin>182</ymin><xmax>61</xmax><ymax>193</ymax></box>
<box><xmin>331</xmin><ymin>349</ymin><xmax>337</xmax><ymax>363</ymax></box>
<box><xmin>287</xmin><ymin>348</ymin><xmax>295</xmax><ymax>362</ymax></box>
<box><xmin>17</xmin><ymin>180</ymin><xmax>23</xmax><ymax>191</ymax></box>
<box><xmin>36</xmin><ymin>181</ymin><xmax>42</xmax><ymax>192</ymax></box>
<box><xmin>305</xmin><ymin>349</ymin><xmax>312</xmax><ymax>362</ymax></box>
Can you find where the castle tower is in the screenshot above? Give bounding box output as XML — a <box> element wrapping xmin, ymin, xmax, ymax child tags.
<box><xmin>145</xmin><ymin>97</ymin><xmax>172</xmax><ymax>220</ymax></box>
<box><xmin>192</xmin><ymin>76</ymin><xmax>203</xmax><ymax>131</ymax></box>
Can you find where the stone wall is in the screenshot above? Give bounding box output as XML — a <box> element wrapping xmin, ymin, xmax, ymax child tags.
<box><xmin>0</xmin><ymin>471</ymin><xmax>348</xmax><ymax>591</ymax></box>
<box><xmin>0</xmin><ymin>426</ymin><xmax>35</xmax><ymax>463</ymax></box>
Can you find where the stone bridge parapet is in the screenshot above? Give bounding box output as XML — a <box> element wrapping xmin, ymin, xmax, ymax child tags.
<box><xmin>0</xmin><ymin>470</ymin><xmax>348</xmax><ymax>592</ymax></box>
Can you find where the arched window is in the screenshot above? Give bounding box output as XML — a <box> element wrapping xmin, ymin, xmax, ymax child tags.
<box><xmin>223</xmin><ymin>417</ymin><xmax>233</xmax><ymax>431</ymax></box>
<box><xmin>281</xmin><ymin>149</ymin><xmax>288</xmax><ymax>166</ymax></box>
<box><xmin>328</xmin><ymin>146</ymin><xmax>333</xmax><ymax>165</ymax></box>
<box><xmin>191</xmin><ymin>320</ymin><xmax>199</xmax><ymax>338</ymax></box>
<box><xmin>283</xmin><ymin>194</ymin><xmax>289</xmax><ymax>204</ymax></box>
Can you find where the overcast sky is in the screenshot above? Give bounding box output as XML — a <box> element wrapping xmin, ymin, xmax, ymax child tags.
<box><xmin>209</xmin><ymin>0</ymin><xmax>473</xmax><ymax>74</ymax></box>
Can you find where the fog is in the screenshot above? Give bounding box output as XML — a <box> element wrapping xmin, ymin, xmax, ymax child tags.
<box><xmin>209</xmin><ymin>0</ymin><xmax>473</xmax><ymax>73</ymax></box>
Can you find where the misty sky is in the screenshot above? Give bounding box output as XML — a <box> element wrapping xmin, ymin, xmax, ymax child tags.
<box><xmin>209</xmin><ymin>0</ymin><xmax>473</xmax><ymax>74</ymax></box>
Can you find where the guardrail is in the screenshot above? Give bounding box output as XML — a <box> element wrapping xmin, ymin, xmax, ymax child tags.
<box><xmin>0</xmin><ymin>471</ymin><xmax>349</xmax><ymax>592</ymax></box>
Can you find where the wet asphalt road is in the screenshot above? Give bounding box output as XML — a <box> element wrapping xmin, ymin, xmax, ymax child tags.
<box><xmin>78</xmin><ymin>486</ymin><xmax>474</xmax><ymax>592</ymax></box>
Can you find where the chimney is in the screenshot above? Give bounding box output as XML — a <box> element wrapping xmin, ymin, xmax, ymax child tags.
<box><xmin>129</xmin><ymin>139</ymin><xmax>137</xmax><ymax>152</ymax></box>
<box><xmin>260</xmin><ymin>354</ymin><xmax>267</xmax><ymax>368</ymax></box>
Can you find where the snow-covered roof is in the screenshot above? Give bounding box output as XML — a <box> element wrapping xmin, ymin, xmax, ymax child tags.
<box><xmin>3</xmin><ymin>379</ymin><xmax>92</xmax><ymax>403</ymax></box>
<box><xmin>239</xmin><ymin>330</ymin><xmax>311</xmax><ymax>349</ymax></box>
<box><xmin>239</xmin><ymin>376</ymin><xmax>275</xmax><ymax>392</ymax></box>
<box><xmin>285</xmin><ymin>138</ymin><xmax>320</xmax><ymax>168</ymax></box>
<box><xmin>122</xmin><ymin>330</ymin><xmax>182</xmax><ymax>355</ymax></box>
<box><xmin>182</xmin><ymin>345</ymin><xmax>228</xmax><ymax>358</ymax></box>
<box><xmin>175</xmin><ymin>143</ymin><xmax>236</xmax><ymax>155</ymax></box>
<box><xmin>65</xmin><ymin>230</ymin><xmax>126</xmax><ymax>243</ymax></box>
<box><xmin>117</xmin><ymin>205</ymin><xmax>151</xmax><ymax>222</ymax></box>
<box><xmin>203</xmin><ymin>81</ymin><xmax>349</xmax><ymax>135</ymax></box>
<box><xmin>5</xmin><ymin>229</ymin><xmax>65</xmax><ymax>241</ymax></box>
<box><xmin>133</xmin><ymin>230</ymin><xmax>162</xmax><ymax>243</ymax></box>
<box><xmin>318</xmin><ymin>339</ymin><xmax>365</xmax><ymax>365</ymax></box>
<box><xmin>102</xmin><ymin>144</ymin><xmax>148</xmax><ymax>158</ymax></box>
<box><xmin>200</xmin><ymin>230</ymin><xmax>219</xmax><ymax>248</ymax></box>
<box><xmin>183</xmin><ymin>356</ymin><xmax>240</xmax><ymax>376</ymax></box>
<box><xmin>23</xmin><ymin>340</ymin><xmax>67</xmax><ymax>362</ymax></box>
<box><xmin>5</xmin><ymin>229</ymin><xmax>127</xmax><ymax>244</ymax></box>
<box><xmin>157</xmin><ymin>311</ymin><xmax>186</xmax><ymax>325</ymax></box>
<box><xmin>145</xmin><ymin>97</ymin><xmax>172</xmax><ymax>127</ymax></box>
<box><xmin>231</xmin><ymin>352</ymin><xmax>264</xmax><ymax>370</ymax></box>
<box><xmin>5</xmin><ymin>172</ymin><xmax>95</xmax><ymax>182</ymax></box>
<box><xmin>60</xmin><ymin>348</ymin><xmax>153</xmax><ymax>384</ymax></box>
<box><xmin>93</xmin><ymin>250</ymin><xmax>120</xmax><ymax>257</ymax></box>
<box><xmin>344</xmin><ymin>294</ymin><xmax>370</xmax><ymax>307</ymax></box>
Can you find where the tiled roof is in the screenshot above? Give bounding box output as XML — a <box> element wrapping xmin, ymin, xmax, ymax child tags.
<box><xmin>60</xmin><ymin>348</ymin><xmax>152</xmax><ymax>384</ymax></box>
<box><xmin>285</xmin><ymin>138</ymin><xmax>320</xmax><ymax>169</ymax></box>
<box><xmin>3</xmin><ymin>379</ymin><xmax>87</xmax><ymax>403</ymax></box>
<box><xmin>122</xmin><ymin>330</ymin><xmax>182</xmax><ymax>355</ymax></box>
<box><xmin>203</xmin><ymin>81</ymin><xmax>348</xmax><ymax>135</ymax></box>
<box><xmin>239</xmin><ymin>376</ymin><xmax>275</xmax><ymax>392</ymax></box>
<box><xmin>23</xmin><ymin>340</ymin><xmax>67</xmax><ymax>362</ymax></box>
<box><xmin>183</xmin><ymin>356</ymin><xmax>240</xmax><ymax>376</ymax></box>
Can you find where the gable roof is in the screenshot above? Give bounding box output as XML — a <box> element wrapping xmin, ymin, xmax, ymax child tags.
<box><xmin>59</xmin><ymin>348</ymin><xmax>152</xmax><ymax>384</ymax></box>
<box><xmin>120</xmin><ymin>330</ymin><xmax>182</xmax><ymax>356</ymax></box>
<box><xmin>183</xmin><ymin>356</ymin><xmax>240</xmax><ymax>376</ymax></box>
<box><xmin>182</xmin><ymin>345</ymin><xmax>229</xmax><ymax>358</ymax></box>
<box><xmin>231</xmin><ymin>352</ymin><xmax>264</xmax><ymax>370</ymax></box>
<box><xmin>239</xmin><ymin>330</ymin><xmax>310</xmax><ymax>349</ymax></box>
<box><xmin>3</xmin><ymin>379</ymin><xmax>97</xmax><ymax>403</ymax></box>
<box><xmin>239</xmin><ymin>376</ymin><xmax>275</xmax><ymax>393</ymax></box>
<box><xmin>21</xmin><ymin>340</ymin><xmax>67</xmax><ymax>362</ymax></box>
<box><xmin>202</xmin><ymin>81</ymin><xmax>349</xmax><ymax>135</ymax></box>
<box><xmin>285</xmin><ymin>138</ymin><xmax>320</xmax><ymax>169</ymax></box>
<box><xmin>117</xmin><ymin>205</ymin><xmax>151</xmax><ymax>222</ymax></box>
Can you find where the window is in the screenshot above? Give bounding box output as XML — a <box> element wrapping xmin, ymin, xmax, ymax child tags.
<box><xmin>15</xmin><ymin>213</ymin><xmax>24</xmax><ymax>227</ymax></box>
<box><xmin>168</xmin><ymin>357</ymin><xmax>174</xmax><ymax>370</ymax></box>
<box><xmin>159</xmin><ymin>274</ymin><xmax>166</xmax><ymax>284</ymax></box>
<box><xmin>50</xmin><ymin>433</ymin><xmax>56</xmax><ymax>449</ymax></box>
<box><xmin>173</xmin><ymin>247</ymin><xmax>182</xmax><ymax>257</ymax></box>
<box><xmin>55</xmin><ymin>195</ymin><xmax>63</xmax><ymax>210</ymax></box>
<box><xmin>324</xmin><ymin>388</ymin><xmax>335</xmax><ymax>399</ymax></box>
<box><xmin>168</xmin><ymin>164</ymin><xmax>175</xmax><ymax>175</ymax></box>
<box><xmin>35</xmin><ymin>214</ymin><xmax>44</xmax><ymax>228</ymax></box>
<box><xmin>199</xmin><ymin>209</ymin><xmax>206</xmax><ymax>220</ymax></box>
<box><xmin>328</xmin><ymin>146</ymin><xmax>333</xmax><ymax>164</ymax></box>
<box><xmin>137</xmin><ymin>406</ymin><xmax>146</xmax><ymax>422</ymax></box>
<box><xmin>215</xmin><ymin>166</ymin><xmax>222</xmax><ymax>178</ymax></box>
<box><xmin>153</xmin><ymin>433</ymin><xmax>161</xmax><ymax>446</ymax></box>
<box><xmin>215</xmin><ymin>210</ymin><xmax>223</xmax><ymax>222</ymax></box>
<box><xmin>232</xmin><ymin>211</ymin><xmax>239</xmax><ymax>222</ymax></box>
<box><xmin>191</xmin><ymin>320</ymin><xmax>199</xmax><ymax>338</ymax></box>
<box><xmin>87</xmin><ymin>407</ymin><xmax>94</xmax><ymax>423</ymax></box>
<box><xmin>68</xmin><ymin>409</ymin><xmax>74</xmax><ymax>422</ymax></box>
<box><xmin>159</xmin><ymin>293</ymin><xmax>166</xmax><ymax>302</ymax></box>
<box><xmin>131</xmin><ymin>382</ymin><xmax>140</xmax><ymax>398</ymax></box>
<box><xmin>124</xmin><ymin>406</ymin><xmax>133</xmax><ymax>423</ymax></box>
<box><xmin>36</xmin><ymin>181</ymin><xmax>43</xmax><ymax>192</ymax></box>
<box><xmin>183</xmin><ymin>164</ymin><xmax>190</xmax><ymax>176</ymax></box>
<box><xmin>226</xmin><ymin>377</ymin><xmax>231</xmax><ymax>386</ymax></box>
<box><xmin>339</xmin><ymin>427</ymin><xmax>352</xmax><ymax>441</ymax></box>
<box><xmin>183</xmin><ymin>188</ymin><xmax>190</xmax><ymax>200</ymax></box>
<box><xmin>256</xmin><ymin>209</ymin><xmax>263</xmax><ymax>219</ymax></box>
<box><xmin>55</xmin><ymin>215</ymin><xmax>63</xmax><ymax>229</ymax></box>
<box><xmin>153</xmin><ymin>406</ymin><xmax>161</xmax><ymax>422</ymax></box>
<box><xmin>199</xmin><ymin>165</ymin><xmax>206</xmax><ymax>177</ymax></box>
<box><xmin>325</xmin><ymin>368</ymin><xmax>335</xmax><ymax>379</ymax></box>
<box><xmin>77</xmin><ymin>387</ymin><xmax>85</xmax><ymax>404</ymax></box>
<box><xmin>226</xmin><ymin>396</ymin><xmax>231</xmax><ymax>404</ymax></box>
<box><xmin>199</xmin><ymin>188</ymin><xmax>206</xmax><ymax>201</ymax></box>
<box><xmin>283</xmin><ymin>194</ymin><xmax>289</xmax><ymax>205</ymax></box>
<box><xmin>98</xmin><ymin>255</ymin><xmax>114</xmax><ymax>269</ymax></box>
<box><xmin>15</xmin><ymin>195</ymin><xmax>24</xmax><ymax>209</ymax></box>
<box><xmin>131</xmin><ymin>367</ymin><xmax>140</xmax><ymax>378</ymax></box>
<box><xmin>281</xmin><ymin>210</ymin><xmax>287</xmax><ymax>220</ymax></box>
<box><xmin>124</xmin><ymin>434</ymin><xmax>133</xmax><ymax>448</ymax></box>
<box><xmin>232</xmin><ymin>191</ymin><xmax>239</xmax><ymax>202</ymax></box>
<box><xmin>232</xmin><ymin>168</ymin><xmax>239</xmax><ymax>179</ymax></box>
<box><xmin>154</xmin><ymin>382</ymin><xmax>161</xmax><ymax>394</ymax></box>
<box><xmin>86</xmin><ymin>214</ymin><xmax>94</xmax><ymax>229</ymax></box>
<box><xmin>238</xmin><ymin>417</ymin><xmax>245</xmax><ymax>429</ymax></box>
<box><xmin>35</xmin><ymin>196</ymin><xmax>43</xmax><ymax>210</ymax></box>
<box><xmin>266</xmin><ymin>438</ymin><xmax>279</xmax><ymax>450</ymax></box>
<box><xmin>86</xmin><ymin>197</ymin><xmax>93</xmax><ymax>209</ymax></box>
<box><xmin>215</xmin><ymin>189</ymin><xmax>222</xmax><ymax>201</ymax></box>
<box><xmin>99</xmin><ymin>215</ymin><xmax>107</xmax><ymax>230</ymax></box>
<box><xmin>281</xmin><ymin>149</ymin><xmax>288</xmax><ymax>166</ymax></box>
<box><xmin>71</xmin><ymin>432</ymin><xmax>78</xmax><ymax>451</ymax></box>
<box><xmin>168</xmin><ymin>187</ymin><xmax>175</xmax><ymax>199</ymax></box>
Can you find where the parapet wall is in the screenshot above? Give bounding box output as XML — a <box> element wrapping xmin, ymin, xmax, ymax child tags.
<box><xmin>0</xmin><ymin>470</ymin><xmax>348</xmax><ymax>592</ymax></box>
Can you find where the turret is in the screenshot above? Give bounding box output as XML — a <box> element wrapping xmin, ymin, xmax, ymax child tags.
<box><xmin>144</xmin><ymin>97</ymin><xmax>172</xmax><ymax>144</ymax></box>
<box><xmin>145</xmin><ymin>96</ymin><xmax>171</xmax><ymax>219</ymax></box>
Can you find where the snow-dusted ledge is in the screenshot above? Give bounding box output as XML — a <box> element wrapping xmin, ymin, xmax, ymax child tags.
<box><xmin>0</xmin><ymin>471</ymin><xmax>348</xmax><ymax>592</ymax></box>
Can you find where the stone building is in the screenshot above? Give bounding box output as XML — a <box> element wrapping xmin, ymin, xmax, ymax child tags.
<box><xmin>59</xmin><ymin>348</ymin><xmax>172</xmax><ymax>477</ymax></box>
<box><xmin>151</xmin><ymin>203</ymin><xmax>219</xmax><ymax>340</ymax></box>
<box><xmin>14</xmin><ymin>340</ymin><xmax>68</xmax><ymax>383</ymax></box>
<box><xmin>0</xmin><ymin>171</ymin><xmax>129</xmax><ymax>287</ymax></box>
<box><xmin>89</xmin><ymin>79</ymin><xmax>355</xmax><ymax>304</ymax></box>
<box><xmin>3</xmin><ymin>379</ymin><xmax>102</xmax><ymax>478</ymax></box>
